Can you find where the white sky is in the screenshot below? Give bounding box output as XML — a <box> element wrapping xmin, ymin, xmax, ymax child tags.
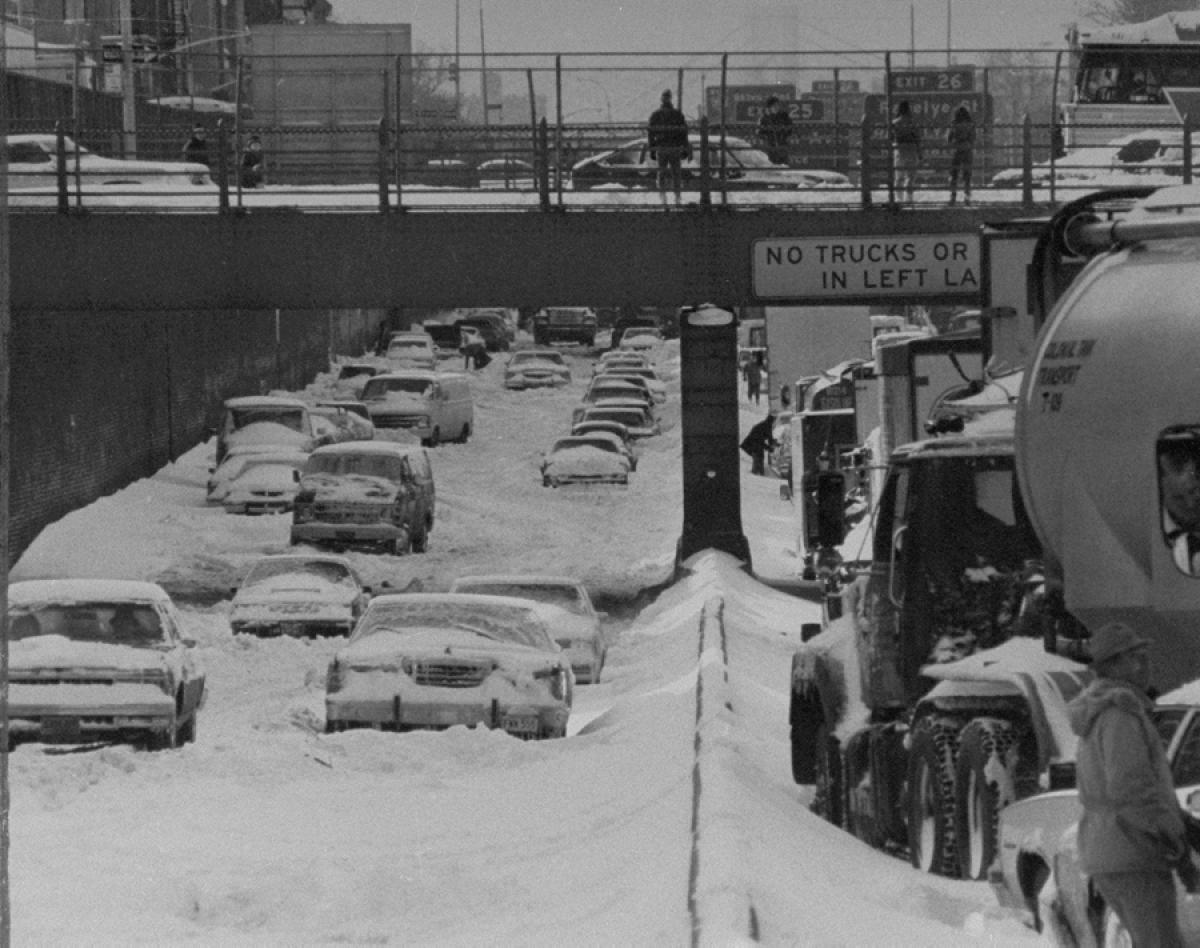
<box><xmin>336</xmin><ymin>0</ymin><xmax>1084</xmax><ymax>54</ymax></box>
<box><xmin>5</xmin><ymin>335</ymin><xmax>1045</xmax><ymax>944</ymax></box>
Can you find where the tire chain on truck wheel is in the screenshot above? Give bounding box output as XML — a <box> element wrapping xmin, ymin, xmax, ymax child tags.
<box><xmin>811</xmin><ymin>721</ymin><xmax>843</xmax><ymax>826</ymax></box>
<box><xmin>954</xmin><ymin>717</ymin><xmax>1021</xmax><ymax>880</ymax></box>
<box><xmin>842</xmin><ymin>728</ymin><xmax>884</xmax><ymax>849</ymax></box>
<box><xmin>906</xmin><ymin>716</ymin><xmax>961</xmax><ymax>877</ymax></box>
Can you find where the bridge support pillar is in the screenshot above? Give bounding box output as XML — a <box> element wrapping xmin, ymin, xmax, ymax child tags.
<box><xmin>675</xmin><ymin>305</ymin><xmax>750</xmax><ymax>573</ymax></box>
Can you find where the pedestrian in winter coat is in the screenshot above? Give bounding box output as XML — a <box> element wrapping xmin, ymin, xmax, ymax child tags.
<box><xmin>240</xmin><ymin>135</ymin><xmax>266</xmax><ymax>189</ymax></box>
<box><xmin>1067</xmin><ymin>621</ymin><xmax>1200</xmax><ymax>946</ymax></box>
<box><xmin>744</xmin><ymin>357</ymin><xmax>763</xmax><ymax>405</ymax></box>
<box><xmin>647</xmin><ymin>89</ymin><xmax>690</xmax><ymax>204</ymax></box>
<box><xmin>182</xmin><ymin>125</ymin><xmax>210</xmax><ymax>169</ymax></box>
<box><xmin>740</xmin><ymin>412</ymin><xmax>777</xmax><ymax>476</ymax></box>
<box><xmin>946</xmin><ymin>106</ymin><xmax>974</xmax><ymax>205</ymax></box>
<box><xmin>757</xmin><ymin>95</ymin><xmax>793</xmax><ymax>165</ymax></box>
<box><xmin>890</xmin><ymin>100</ymin><xmax>921</xmax><ymax>203</ymax></box>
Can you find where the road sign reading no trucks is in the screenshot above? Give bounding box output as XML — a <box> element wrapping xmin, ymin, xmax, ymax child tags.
<box><xmin>752</xmin><ymin>234</ymin><xmax>981</xmax><ymax>303</ymax></box>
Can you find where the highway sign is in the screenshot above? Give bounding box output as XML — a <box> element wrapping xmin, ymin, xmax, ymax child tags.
<box><xmin>889</xmin><ymin>67</ymin><xmax>975</xmax><ymax>94</ymax></box>
<box><xmin>705</xmin><ymin>84</ymin><xmax>796</xmax><ymax>122</ymax></box>
<box><xmin>752</xmin><ymin>234</ymin><xmax>981</xmax><ymax>303</ymax></box>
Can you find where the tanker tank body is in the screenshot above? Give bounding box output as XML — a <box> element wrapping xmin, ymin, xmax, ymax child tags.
<box><xmin>1016</xmin><ymin>183</ymin><xmax>1200</xmax><ymax>696</ymax></box>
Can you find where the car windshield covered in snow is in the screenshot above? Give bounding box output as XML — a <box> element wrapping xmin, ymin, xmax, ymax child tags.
<box><xmin>242</xmin><ymin>558</ymin><xmax>357</xmax><ymax>589</ymax></box>
<box><xmin>361</xmin><ymin>377</ymin><xmax>434</xmax><ymax>398</ymax></box>
<box><xmin>453</xmin><ymin>580</ymin><xmax>589</xmax><ymax>615</ymax></box>
<box><xmin>303</xmin><ymin>452</ymin><xmax>406</xmax><ymax>481</ymax></box>
<box><xmin>511</xmin><ymin>350</ymin><xmax>567</xmax><ymax>367</ymax></box>
<box><xmin>552</xmin><ymin>436</ymin><xmax>621</xmax><ymax>455</ymax></box>
<box><xmin>353</xmin><ymin>599</ymin><xmax>556</xmax><ymax>651</ymax></box>
<box><xmin>8</xmin><ymin>601</ymin><xmax>166</xmax><ymax>645</ymax></box>
<box><xmin>230</xmin><ymin>405</ymin><xmax>308</xmax><ymax>434</ymax></box>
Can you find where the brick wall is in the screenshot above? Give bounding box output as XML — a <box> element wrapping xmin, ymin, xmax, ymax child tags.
<box><xmin>9</xmin><ymin>307</ymin><xmax>384</xmax><ymax>561</ymax></box>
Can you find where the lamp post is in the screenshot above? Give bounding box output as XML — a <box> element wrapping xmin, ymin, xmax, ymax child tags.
<box><xmin>946</xmin><ymin>0</ymin><xmax>953</xmax><ymax>67</ymax></box>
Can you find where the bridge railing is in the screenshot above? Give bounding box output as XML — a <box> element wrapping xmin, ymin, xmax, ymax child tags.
<box><xmin>7</xmin><ymin>46</ymin><xmax>1197</xmax><ymax>211</ymax></box>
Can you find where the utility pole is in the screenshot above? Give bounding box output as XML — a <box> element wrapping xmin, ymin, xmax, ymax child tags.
<box><xmin>119</xmin><ymin>0</ymin><xmax>138</xmax><ymax>156</ymax></box>
<box><xmin>454</xmin><ymin>0</ymin><xmax>461</xmax><ymax>119</ymax></box>
<box><xmin>0</xmin><ymin>9</ymin><xmax>11</xmax><ymax>947</ymax></box>
<box><xmin>479</xmin><ymin>2</ymin><xmax>489</xmax><ymax>128</ymax></box>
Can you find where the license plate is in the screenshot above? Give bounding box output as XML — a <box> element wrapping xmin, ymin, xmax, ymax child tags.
<box><xmin>42</xmin><ymin>717</ymin><xmax>82</xmax><ymax>742</ymax></box>
<box><xmin>502</xmin><ymin>715</ymin><xmax>539</xmax><ymax>736</ymax></box>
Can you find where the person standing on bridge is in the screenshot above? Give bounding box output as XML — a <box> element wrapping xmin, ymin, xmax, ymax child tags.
<box><xmin>182</xmin><ymin>125</ymin><xmax>210</xmax><ymax>169</ymax></box>
<box><xmin>890</xmin><ymin>100</ymin><xmax>921</xmax><ymax>204</ymax></box>
<box><xmin>647</xmin><ymin>89</ymin><xmax>690</xmax><ymax>205</ymax></box>
<box><xmin>757</xmin><ymin>95</ymin><xmax>793</xmax><ymax>165</ymax></box>
<box><xmin>946</xmin><ymin>105</ymin><xmax>975</xmax><ymax>205</ymax></box>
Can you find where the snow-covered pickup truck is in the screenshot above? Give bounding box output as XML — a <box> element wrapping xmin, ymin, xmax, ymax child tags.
<box><xmin>532</xmin><ymin>308</ymin><xmax>597</xmax><ymax>347</ymax></box>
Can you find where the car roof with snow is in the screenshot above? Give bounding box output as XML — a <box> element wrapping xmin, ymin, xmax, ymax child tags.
<box><xmin>309</xmin><ymin>439</ymin><xmax>421</xmax><ymax>458</ymax></box>
<box><xmin>451</xmin><ymin>573</ymin><xmax>586</xmax><ymax>589</ymax></box>
<box><xmin>9</xmin><ymin>578</ymin><xmax>173</xmax><ymax>606</ymax></box>
<box><xmin>223</xmin><ymin>395</ymin><xmax>308</xmax><ymax>409</ymax></box>
<box><xmin>245</xmin><ymin>552</ymin><xmax>355</xmax><ymax>569</ymax></box>
<box><xmin>359</xmin><ymin>591</ymin><xmax>573</xmax><ymax>626</ymax></box>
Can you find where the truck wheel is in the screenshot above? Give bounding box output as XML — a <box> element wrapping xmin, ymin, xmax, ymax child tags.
<box><xmin>411</xmin><ymin>520</ymin><xmax>430</xmax><ymax>553</ymax></box>
<box><xmin>811</xmin><ymin>722</ymin><xmax>843</xmax><ymax>826</ymax></box>
<box><xmin>906</xmin><ymin>717</ymin><xmax>960</xmax><ymax>876</ymax></box>
<box><xmin>954</xmin><ymin>718</ymin><xmax>1018</xmax><ymax>881</ymax></box>
<box><xmin>177</xmin><ymin>711</ymin><xmax>198</xmax><ymax>745</ymax></box>
<box><xmin>842</xmin><ymin>729</ymin><xmax>884</xmax><ymax>849</ymax></box>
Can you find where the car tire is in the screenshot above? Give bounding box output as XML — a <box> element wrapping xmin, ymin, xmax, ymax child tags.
<box><xmin>177</xmin><ymin>710</ymin><xmax>197</xmax><ymax>745</ymax></box>
<box><xmin>458</xmin><ymin>423</ymin><xmax>471</xmax><ymax>443</ymax></box>
<box><xmin>954</xmin><ymin>718</ymin><xmax>1020</xmax><ymax>881</ymax></box>
<box><xmin>842</xmin><ymin>729</ymin><xmax>885</xmax><ymax>849</ymax></box>
<box><xmin>906</xmin><ymin>716</ymin><xmax>961</xmax><ymax>877</ymax></box>
<box><xmin>428</xmin><ymin>427</ymin><xmax>440</xmax><ymax>447</ymax></box>
<box><xmin>811</xmin><ymin>721</ymin><xmax>842</xmax><ymax>826</ymax></box>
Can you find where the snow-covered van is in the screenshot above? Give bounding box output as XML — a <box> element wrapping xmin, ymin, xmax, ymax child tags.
<box><xmin>216</xmin><ymin>394</ymin><xmax>317</xmax><ymax>465</ymax></box>
<box><xmin>360</xmin><ymin>371</ymin><xmax>473</xmax><ymax>447</ymax></box>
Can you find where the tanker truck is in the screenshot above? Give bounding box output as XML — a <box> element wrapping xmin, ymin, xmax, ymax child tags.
<box><xmin>787</xmin><ymin>186</ymin><xmax>1200</xmax><ymax>880</ymax></box>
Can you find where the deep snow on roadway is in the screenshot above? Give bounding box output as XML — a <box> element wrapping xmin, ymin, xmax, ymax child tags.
<box><xmin>6</xmin><ymin>337</ymin><xmax>1039</xmax><ymax>945</ymax></box>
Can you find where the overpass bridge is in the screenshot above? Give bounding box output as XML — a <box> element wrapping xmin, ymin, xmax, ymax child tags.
<box><xmin>9</xmin><ymin>196</ymin><xmax>1049</xmax><ymax>568</ymax></box>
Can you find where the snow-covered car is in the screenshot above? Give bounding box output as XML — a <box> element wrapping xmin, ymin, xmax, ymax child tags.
<box><xmin>503</xmin><ymin>348</ymin><xmax>572</xmax><ymax>389</ymax></box>
<box><xmin>290</xmin><ymin>440</ymin><xmax>423</xmax><ymax>554</ymax></box>
<box><xmin>592</xmin><ymin>370</ymin><xmax>662</xmax><ymax>406</ymax></box>
<box><xmin>4</xmin><ymin>133</ymin><xmax>213</xmax><ymax>189</ymax></box>
<box><xmin>541</xmin><ymin>434</ymin><xmax>632</xmax><ymax>487</ymax></box>
<box><xmin>310</xmin><ymin>402</ymin><xmax>376</xmax><ymax>442</ymax></box>
<box><xmin>448</xmin><ymin>575</ymin><xmax>609</xmax><ymax>683</ymax></box>
<box><xmin>384</xmin><ymin>332</ymin><xmax>438</xmax><ymax>371</ymax></box>
<box><xmin>990</xmin><ymin>691</ymin><xmax>1200</xmax><ymax>943</ymax></box>
<box><xmin>221</xmin><ymin>450</ymin><xmax>307</xmax><ymax>515</ymax></box>
<box><xmin>593</xmin><ymin>350</ymin><xmax>649</xmax><ymax>374</ymax></box>
<box><xmin>574</xmin><ymin>404</ymin><xmax>661</xmax><ymax>439</ymax></box>
<box><xmin>570</xmin><ymin>133</ymin><xmax>849</xmax><ymax>191</ymax></box>
<box><xmin>228</xmin><ymin>553</ymin><xmax>373</xmax><ymax>638</ymax></box>
<box><xmin>6</xmin><ymin>579</ymin><xmax>205</xmax><ymax>749</ymax></box>
<box><xmin>990</xmin><ymin>128</ymin><xmax>1186</xmax><ymax>189</ymax></box>
<box><xmin>216</xmin><ymin>394</ymin><xmax>316</xmax><ymax>465</ymax></box>
<box><xmin>617</xmin><ymin>327</ymin><xmax>664</xmax><ymax>355</ymax></box>
<box><xmin>324</xmin><ymin>592</ymin><xmax>573</xmax><ymax>739</ymax></box>
<box><xmin>580</xmin><ymin>377</ymin><xmax>655</xmax><ymax>413</ymax></box>
<box><xmin>331</xmin><ymin>362</ymin><xmax>383</xmax><ymax>399</ymax></box>
<box><xmin>593</xmin><ymin>365</ymin><xmax>667</xmax><ymax>403</ymax></box>
<box><xmin>206</xmin><ymin>446</ymin><xmax>308</xmax><ymax>505</ymax></box>
<box><xmin>570</xmin><ymin>419</ymin><xmax>638</xmax><ymax>470</ymax></box>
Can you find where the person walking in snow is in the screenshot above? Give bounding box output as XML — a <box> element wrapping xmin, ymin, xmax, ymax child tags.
<box><xmin>744</xmin><ymin>355</ymin><xmax>763</xmax><ymax>405</ymax></box>
<box><xmin>1068</xmin><ymin>621</ymin><xmax>1200</xmax><ymax>945</ymax></box>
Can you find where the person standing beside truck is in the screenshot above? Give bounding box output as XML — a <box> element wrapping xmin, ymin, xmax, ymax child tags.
<box><xmin>1067</xmin><ymin>621</ymin><xmax>1200</xmax><ymax>946</ymax></box>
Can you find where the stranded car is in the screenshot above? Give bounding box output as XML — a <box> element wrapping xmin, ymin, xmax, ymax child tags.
<box><xmin>541</xmin><ymin>434</ymin><xmax>632</xmax><ymax>487</ymax></box>
<box><xmin>448</xmin><ymin>574</ymin><xmax>609</xmax><ymax>683</ymax></box>
<box><xmin>532</xmin><ymin>307</ymin><xmax>598</xmax><ymax>347</ymax></box>
<box><xmin>215</xmin><ymin>394</ymin><xmax>317</xmax><ymax>465</ymax></box>
<box><xmin>6</xmin><ymin>579</ymin><xmax>205</xmax><ymax>749</ymax></box>
<box><xmin>384</xmin><ymin>332</ymin><xmax>438</xmax><ymax>371</ymax></box>
<box><xmin>290</xmin><ymin>441</ymin><xmax>422</xmax><ymax>554</ymax></box>
<box><xmin>324</xmin><ymin>592</ymin><xmax>573</xmax><ymax>739</ymax></box>
<box><xmin>220</xmin><ymin>450</ymin><xmax>307</xmax><ymax>515</ymax></box>
<box><xmin>331</xmin><ymin>362</ymin><xmax>383</xmax><ymax>398</ymax></box>
<box><xmin>229</xmin><ymin>553</ymin><xmax>373</xmax><ymax>638</ymax></box>
<box><xmin>596</xmin><ymin>365</ymin><xmax>668</xmax><ymax>403</ymax></box>
<box><xmin>4</xmin><ymin>133</ymin><xmax>213</xmax><ymax>189</ymax></box>
<box><xmin>360</xmin><ymin>371</ymin><xmax>473</xmax><ymax>446</ymax></box>
<box><xmin>574</xmin><ymin>404</ymin><xmax>660</xmax><ymax>439</ymax></box>
<box><xmin>310</xmin><ymin>402</ymin><xmax>376</xmax><ymax>442</ymax></box>
<box><xmin>503</xmin><ymin>349</ymin><xmax>572</xmax><ymax>389</ymax></box>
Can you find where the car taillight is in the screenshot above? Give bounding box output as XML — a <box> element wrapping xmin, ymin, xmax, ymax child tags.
<box><xmin>326</xmin><ymin>660</ymin><xmax>343</xmax><ymax>693</ymax></box>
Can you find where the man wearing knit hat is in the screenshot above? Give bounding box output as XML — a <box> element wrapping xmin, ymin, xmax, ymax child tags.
<box><xmin>1067</xmin><ymin>621</ymin><xmax>1198</xmax><ymax>945</ymax></box>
